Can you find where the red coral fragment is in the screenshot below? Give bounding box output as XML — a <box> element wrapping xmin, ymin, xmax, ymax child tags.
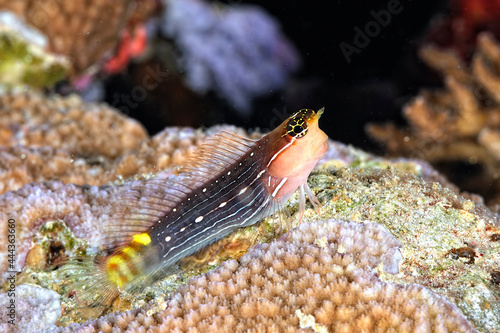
<box><xmin>103</xmin><ymin>25</ymin><xmax>148</xmax><ymax>75</ymax></box>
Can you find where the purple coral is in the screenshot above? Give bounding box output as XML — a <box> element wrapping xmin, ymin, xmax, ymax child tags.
<box><xmin>162</xmin><ymin>0</ymin><xmax>301</xmax><ymax>113</ymax></box>
<box><xmin>0</xmin><ymin>285</ymin><xmax>61</xmax><ymax>332</ymax></box>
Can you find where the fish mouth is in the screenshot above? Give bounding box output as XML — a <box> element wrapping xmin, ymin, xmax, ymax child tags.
<box><xmin>315</xmin><ymin>141</ymin><xmax>329</xmax><ymax>159</ymax></box>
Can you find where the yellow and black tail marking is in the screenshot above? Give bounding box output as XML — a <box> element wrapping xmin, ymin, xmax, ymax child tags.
<box><xmin>106</xmin><ymin>233</ymin><xmax>151</xmax><ymax>289</ymax></box>
<box><xmin>63</xmin><ymin>232</ymin><xmax>157</xmax><ymax>307</ymax></box>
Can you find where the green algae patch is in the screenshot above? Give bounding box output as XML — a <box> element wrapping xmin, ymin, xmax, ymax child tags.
<box><xmin>0</xmin><ymin>24</ymin><xmax>69</xmax><ymax>88</ymax></box>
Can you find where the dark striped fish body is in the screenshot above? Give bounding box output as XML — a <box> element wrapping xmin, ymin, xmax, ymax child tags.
<box><xmin>149</xmin><ymin>135</ymin><xmax>275</xmax><ymax>274</ymax></box>
<box><xmin>70</xmin><ymin>109</ymin><xmax>328</xmax><ymax>305</ymax></box>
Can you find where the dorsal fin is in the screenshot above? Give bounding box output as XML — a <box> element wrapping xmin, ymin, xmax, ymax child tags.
<box><xmin>103</xmin><ymin>175</ymin><xmax>192</xmax><ymax>250</ymax></box>
<box><xmin>180</xmin><ymin>131</ymin><xmax>255</xmax><ymax>181</ymax></box>
<box><xmin>102</xmin><ymin>131</ymin><xmax>256</xmax><ymax>251</ymax></box>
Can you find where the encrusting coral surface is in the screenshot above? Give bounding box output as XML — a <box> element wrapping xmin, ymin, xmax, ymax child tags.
<box><xmin>0</xmin><ymin>284</ymin><xmax>61</xmax><ymax>332</ymax></box>
<box><xmin>0</xmin><ymin>0</ymin><xmax>136</xmax><ymax>75</ymax></box>
<box><xmin>0</xmin><ymin>89</ymin><xmax>498</xmax><ymax>332</ymax></box>
<box><xmin>52</xmin><ymin>220</ymin><xmax>475</xmax><ymax>333</ymax></box>
<box><xmin>0</xmin><ymin>90</ymin><xmax>262</xmax><ymax>195</ymax></box>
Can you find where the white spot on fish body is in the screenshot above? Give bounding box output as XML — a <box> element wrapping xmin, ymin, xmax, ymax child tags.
<box><xmin>165</xmin><ymin>236</ymin><xmax>171</xmax><ymax>242</ymax></box>
<box><xmin>239</xmin><ymin>187</ymin><xmax>248</xmax><ymax>195</ymax></box>
<box><xmin>203</xmin><ymin>188</ymin><xmax>207</xmax><ymax>192</ymax></box>
<box><xmin>173</xmin><ymin>208</ymin><xmax>177</xmax><ymax>212</ymax></box>
<box><xmin>219</xmin><ymin>202</ymin><xmax>227</xmax><ymax>208</ymax></box>
<box><xmin>195</xmin><ymin>216</ymin><xmax>204</xmax><ymax>223</ymax></box>
<box><xmin>227</xmin><ymin>171</ymin><xmax>231</xmax><ymax>175</ymax></box>
<box><xmin>250</xmin><ymin>152</ymin><xmax>254</xmax><ymax>157</ymax></box>
<box><xmin>180</xmin><ymin>227</ymin><xmax>186</xmax><ymax>232</ymax></box>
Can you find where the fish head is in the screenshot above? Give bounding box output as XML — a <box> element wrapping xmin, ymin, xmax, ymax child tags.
<box><xmin>267</xmin><ymin>108</ymin><xmax>329</xmax><ymax>182</ymax></box>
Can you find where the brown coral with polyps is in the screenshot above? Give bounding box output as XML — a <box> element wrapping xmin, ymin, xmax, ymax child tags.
<box><xmin>0</xmin><ymin>89</ymin><xmax>265</xmax><ymax>195</ymax></box>
<box><xmin>0</xmin><ymin>90</ymin><xmax>147</xmax><ymax>158</ymax></box>
<box><xmin>0</xmin><ymin>0</ymin><xmax>136</xmax><ymax>75</ymax></box>
<box><xmin>0</xmin><ymin>90</ymin><xmax>147</xmax><ymax>194</ymax></box>
<box><xmin>58</xmin><ymin>220</ymin><xmax>475</xmax><ymax>332</ymax></box>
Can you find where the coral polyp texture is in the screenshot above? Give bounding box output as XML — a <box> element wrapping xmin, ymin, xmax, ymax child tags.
<box><xmin>0</xmin><ymin>90</ymin><xmax>147</xmax><ymax>194</ymax></box>
<box><xmin>312</xmin><ymin>166</ymin><xmax>500</xmax><ymax>332</ymax></box>
<box><xmin>0</xmin><ymin>90</ymin><xmax>498</xmax><ymax>331</ymax></box>
<box><xmin>0</xmin><ymin>284</ymin><xmax>61</xmax><ymax>332</ymax></box>
<box><xmin>0</xmin><ymin>90</ymin><xmax>263</xmax><ymax>195</ymax></box>
<box><xmin>0</xmin><ymin>90</ymin><xmax>147</xmax><ymax>157</ymax></box>
<box><xmin>54</xmin><ymin>220</ymin><xmax>475</xmax><ymax>333</ymax></box>
<box><xmin>367</xmin><ymin>32</ymin><xmax>500</xmax><ymax>204</ymax></box>
<box><xmin>162</xmin><ymin>0</ymin><xmax>301</xmax><ymax>113</ymax></box>
<box><xmin>0</xmin><ymin>0</ymin><xmax>136</xmax><ymax>75</ymax></box>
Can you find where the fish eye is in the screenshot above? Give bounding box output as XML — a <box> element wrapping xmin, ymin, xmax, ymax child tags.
<box><xmin>286</xmin><ymin>115</ymin><xmax>308</xmax><ymax>139</ymax></box>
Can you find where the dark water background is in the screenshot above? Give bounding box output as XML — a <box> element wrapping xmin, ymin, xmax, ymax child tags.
<box><xmin>105</xmin><ymin>0</ymin><xmax>447</xmax><ymax>152</ymax></box>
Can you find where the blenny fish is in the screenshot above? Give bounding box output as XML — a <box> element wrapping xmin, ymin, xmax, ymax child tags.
<box><xmin>69</xmin><ymin>108</ymin><xmax>328</xmax><ymax>305</ymax></box>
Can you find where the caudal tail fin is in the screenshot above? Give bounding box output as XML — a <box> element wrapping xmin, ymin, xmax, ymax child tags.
<box><xmin>61</xmin><ymin>232</ymin><xmax>160</xmax><ymax>307</ymax></box>
<box><xmin>60</xmin><ymin>255</ymin><xmax>120</xmax><ymax>307</ymax></box>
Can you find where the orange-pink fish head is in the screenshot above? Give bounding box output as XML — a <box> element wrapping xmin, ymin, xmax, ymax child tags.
<box><xmin>266</xmin><ymin>108</ymin><xmax>328</xmax><ymax>197</ymax></box>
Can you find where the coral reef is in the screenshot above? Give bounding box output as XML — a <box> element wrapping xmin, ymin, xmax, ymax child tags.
<box><xmin>0</xmin><ymin>90</ymin><xmax>147</xmax><ymax>194</ymax></box>
<box><xmin>367</xmin><ymin>32</ymin><xmax>500</xmax><ymax>204</ymax></box>
<box><xmin>54</xmin><ymin>220</ymin><xmax>475</xmax><ymax>333</ymax></box>
<box><xmin>0</xmin><ymin>11</ymin><xmax>69</xmax><ymax>88</ymax></box>
<box><xmin>161</xmin><ymin>0</ymin><xmax>300</xmax><ymax>113</ymax></box>
<box><xmin>310</xmin><ymin>167</ymin><xmax>500</xmax><ymax>332</ymax></box>
<box><xmin>0</xmin><ymin>181</ymin><xmax>119</xmax><ymax>279</ymax></box>
<box><xmin>0</xmin><ymin>91</ymin><xmax>498</xmax><ymax>331</ymax></box>
<box><xmin>3</xmin><ymin>156</ymin><xmax>499</xmax><ymax>331</ymax></box>
<box><xmin>319</xmin><ymin>142</ymin><xmax>462</xmax><ymax>194</ymax></box>
<box><xmin>0</xmin><ymin>284</ymin><xmax>61</xmax><ymax>332</ymax></box>
<box><xmin>0</xmin><ymin>90</ymin><xmax>265</xmax><ymax>195</ymax></box>
<box><xmin>2</xmin><ymin>3</ymin><xmax>498</xmax><ymax>331</ymax></box>
<box><xmin>0</xmin><ymin>90</ymin><xmax>147</xmax><ymax>158</ymax></box>
<box><xmin>0</xmin><ymin>0</ymin><xmax>141</xmax><ymax>76</ymax></box>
